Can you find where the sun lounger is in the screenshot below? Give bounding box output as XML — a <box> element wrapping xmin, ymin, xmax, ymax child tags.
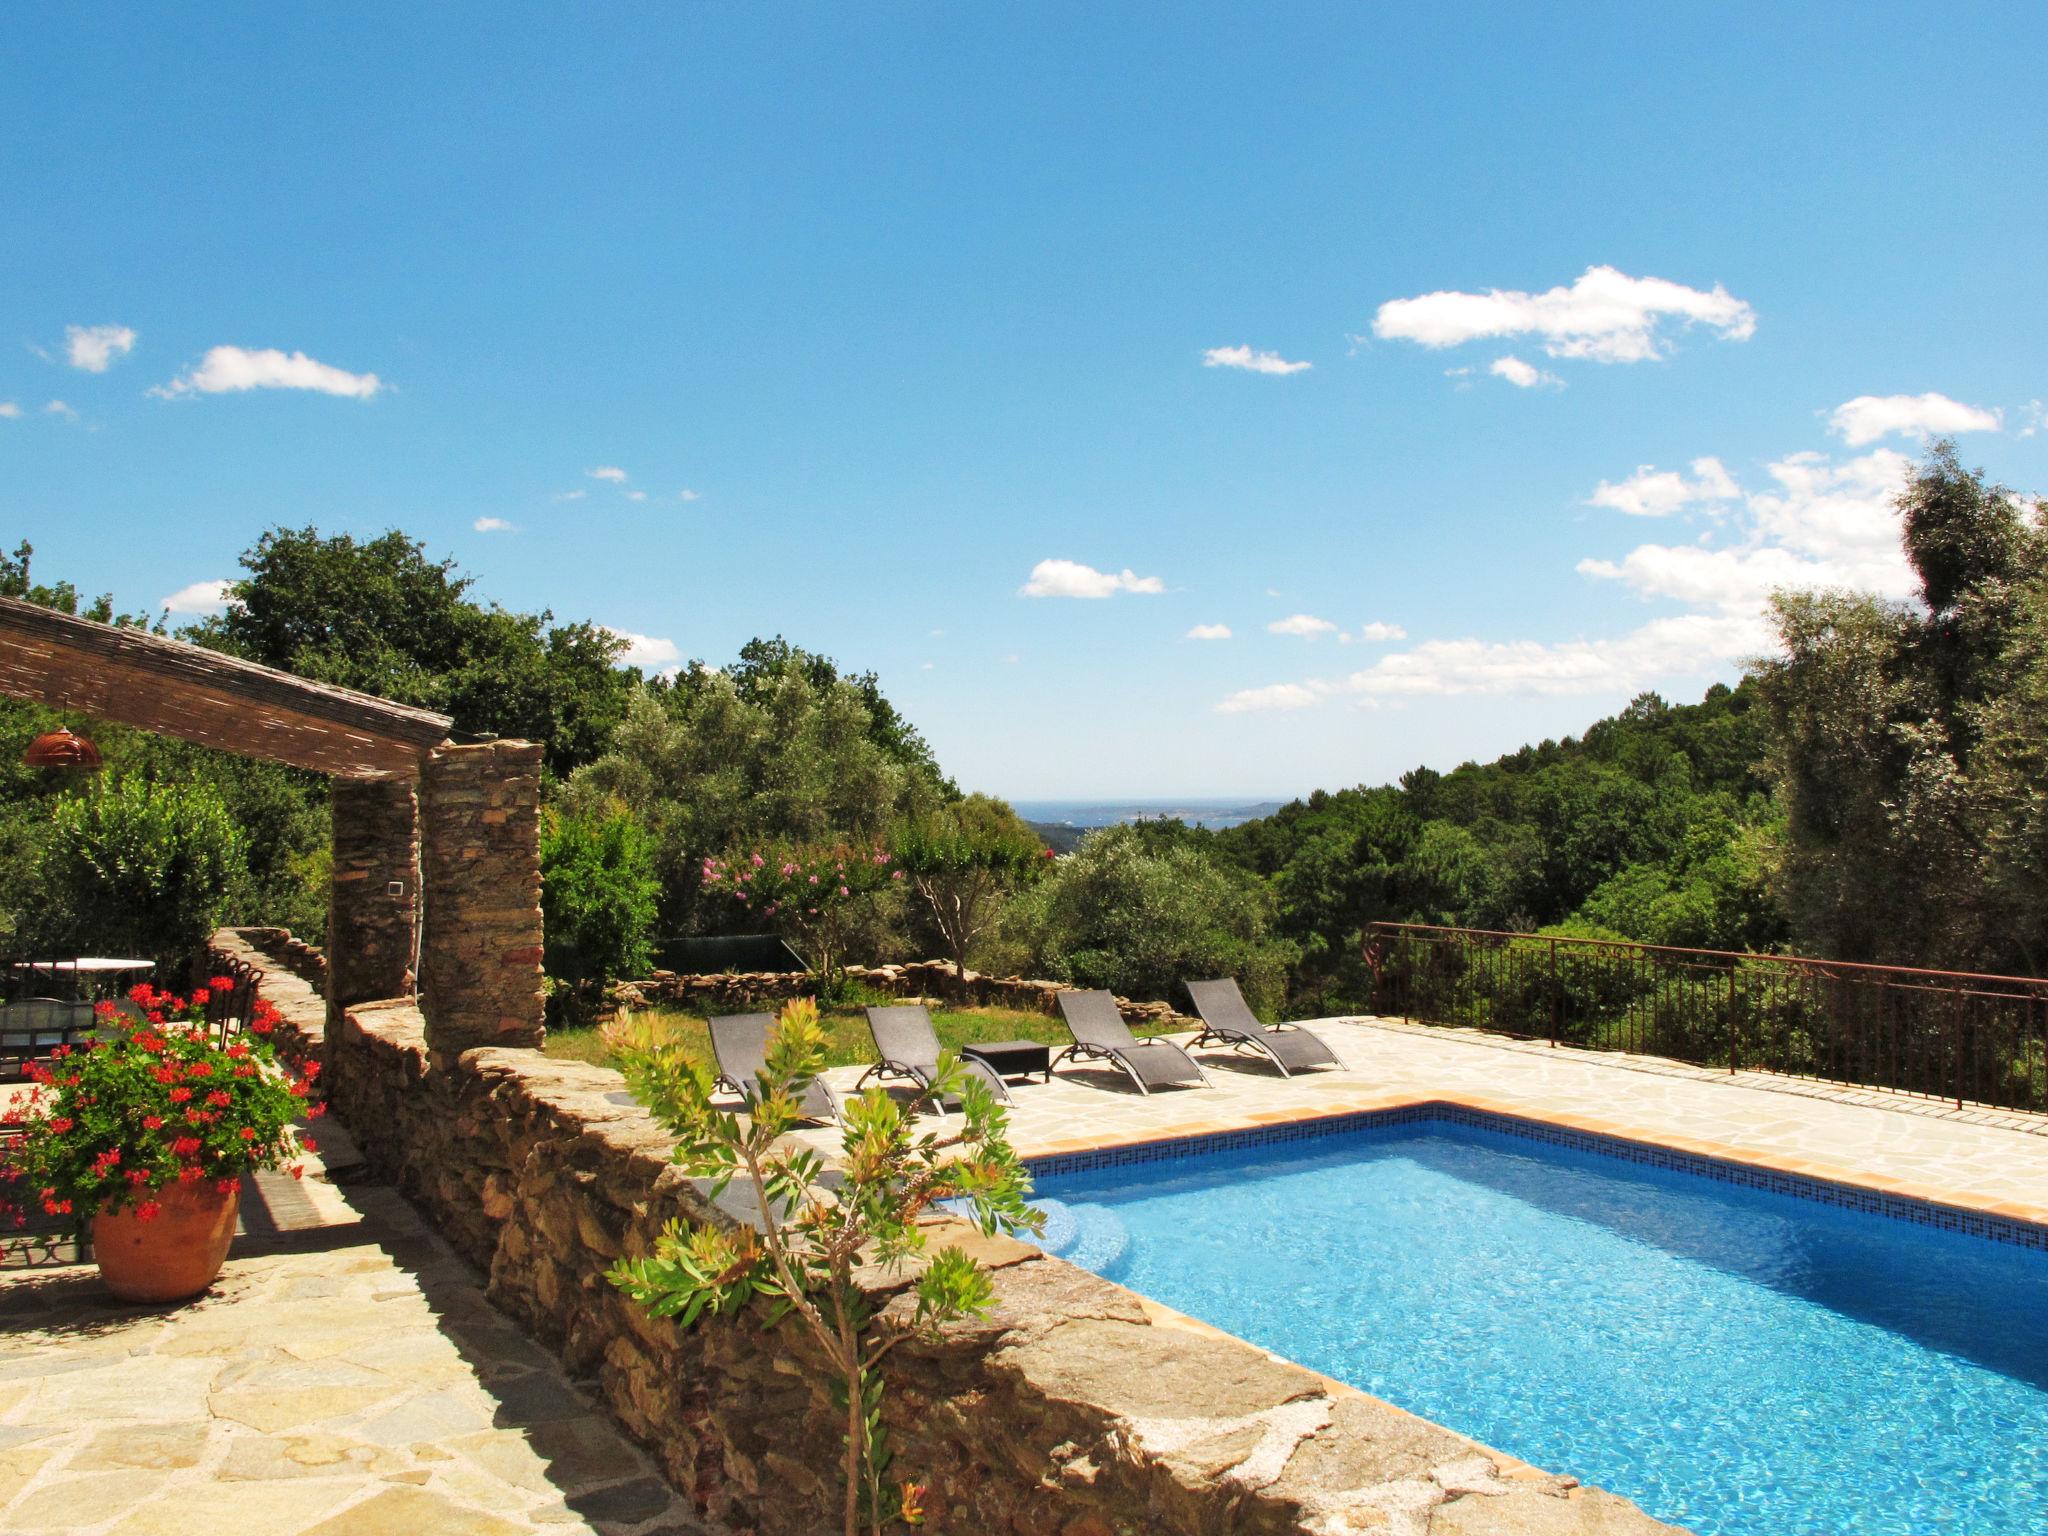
<box><xmin>707</xmin><ymin>1011</ymin><xmax>838</xmax><ymax>1123</ymax></box>
<box><xmin>856</xmin><ymin>1004</ymin><xmax>1013</xmax><ymax>1105</ymax></box>
<box><xmin>1053</xmin><ymin>989</ymin><xmax>1208</xmax><ymax>1094</ymax></box>
<box><xmin>1186</xmin><ymin>978</ymin><xmax>1343</xmax><ymax>1076</ymax></box>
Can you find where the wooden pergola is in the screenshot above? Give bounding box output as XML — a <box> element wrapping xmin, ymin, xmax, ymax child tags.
<box><xmin>0</xmin><ymin>594</ymin><xmax>543</xmax><ymax>1056</ymax></box>
<box><xmin>0</xmin><ymin>596</ymin><xmax>452</xmax><ymax>778</ymax></box>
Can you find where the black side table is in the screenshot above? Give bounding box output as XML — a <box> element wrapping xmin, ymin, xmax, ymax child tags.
<box><xmin>960</xmin><ymin>1039</ymin><xmax>1052</xmax><ymax>1084</ymax></box>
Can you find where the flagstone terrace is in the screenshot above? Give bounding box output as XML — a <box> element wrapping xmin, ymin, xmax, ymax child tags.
<box><xmin>15</xmin><ymin>925</ymin><xmax>2045</xmax><ymax>1535</ymax></box>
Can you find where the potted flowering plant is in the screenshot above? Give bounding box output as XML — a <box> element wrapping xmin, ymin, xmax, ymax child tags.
<box><xmin>0</xmin><ymin>980</ymin><xmax>322</xmax><ymax>1303</ymax></box>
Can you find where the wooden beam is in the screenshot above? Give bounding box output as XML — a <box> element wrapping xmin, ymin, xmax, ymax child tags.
<box><xmin>0</xmin><ymin>595</ymin><xmax>452</xmax><ymax>778</ymax></box>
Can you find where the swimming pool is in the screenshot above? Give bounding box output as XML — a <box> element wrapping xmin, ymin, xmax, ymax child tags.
<box><xmin>1027</xmin><ymin>1111</ymin><xmax>2048</xmax><ymax>1536</ymax></box>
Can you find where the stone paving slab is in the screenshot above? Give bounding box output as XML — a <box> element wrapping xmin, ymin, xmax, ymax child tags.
<box><xmin>0</xmin><ymin>1181</ymin><xmax>713</xmax><ymax>1536</ymax></box>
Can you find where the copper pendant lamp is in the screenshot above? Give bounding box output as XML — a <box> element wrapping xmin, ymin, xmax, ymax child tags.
<box><xmin>23</xmin><ymin>726</ymin><xmax>103</xmax><ymax>770</ymax></box>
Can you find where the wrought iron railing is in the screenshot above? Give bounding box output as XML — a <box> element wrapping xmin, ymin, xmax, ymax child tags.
<box><xmin>1363</xmin><ymin>922</ymin><xmax>2048</xmax><ymax>1114</ymax></box>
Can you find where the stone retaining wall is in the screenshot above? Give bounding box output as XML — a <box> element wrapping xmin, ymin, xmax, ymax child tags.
<box><xmin>216</xmin><ymin>927</ymin><xmax>1679</xmax><ymax>1536</ymax></box>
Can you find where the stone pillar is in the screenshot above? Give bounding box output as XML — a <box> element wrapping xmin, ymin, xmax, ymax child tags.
<box><xmin>327</xmin><ymin>778</ymin><xmax>422</xmax><ymax>1025</ymax></box>
<box><xmin>418</xmin><ymin>740</ymin><xmax>545</xmax><ymax>1059</ymax></box>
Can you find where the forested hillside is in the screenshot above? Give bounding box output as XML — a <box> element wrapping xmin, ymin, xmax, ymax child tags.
<box><xmin>1211</xmin><ymin>682</ymin><xmax>1781</xmax><ymax>1009</ymax></box>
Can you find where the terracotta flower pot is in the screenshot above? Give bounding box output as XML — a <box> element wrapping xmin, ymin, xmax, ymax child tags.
<box><xmin>91</xmin><ymin>1178</ymin><xmax>242</xmax><ymax>1304</ymax></box>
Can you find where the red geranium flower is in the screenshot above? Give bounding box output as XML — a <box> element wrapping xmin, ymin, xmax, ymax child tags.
<box><xmin>1</xmin><ymin>976</ymin><xmax>310</xmax><ymax>1230</ymax></box>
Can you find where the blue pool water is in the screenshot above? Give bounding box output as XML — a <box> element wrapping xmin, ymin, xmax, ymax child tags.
<box><xmin>1028</xmin><ymin>1118</ymin><xmax>2048</xmax><ymax>1536</ymax></box>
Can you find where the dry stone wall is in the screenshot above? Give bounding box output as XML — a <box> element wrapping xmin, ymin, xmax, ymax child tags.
<box><xmin>327</xmin><ymin>777</ymin><xmax>421</xmax><ymax>1019</ymax></box>
<box><xmin>219</xmin><ymin>926</ymin><xmax>1683</xmax><ymax>1536</ymax></box>
<box><xmin>419</xmin><ymin>741</ymin><xmax>545</xmax><ymax>1058</ymax></box>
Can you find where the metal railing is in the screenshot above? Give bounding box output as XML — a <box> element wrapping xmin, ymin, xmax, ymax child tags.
<box><xmin>1364</xmin><ymin>922</ymin><xmax>2048</xmax><ymax>1113</ymax></box>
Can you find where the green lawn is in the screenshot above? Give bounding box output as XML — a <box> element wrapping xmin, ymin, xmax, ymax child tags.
<box><xmin>544</xmin><ymin>999</ymin><xmax>1169</xmax><ymax>1074</ymax></box>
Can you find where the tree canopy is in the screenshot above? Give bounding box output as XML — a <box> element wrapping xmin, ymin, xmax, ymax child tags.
<box><xmin>1755</xmin><ymin>442</ymin><xmax>2048</xmax><ymax>973</ymax></box>
<box><xmin>191</xmin><ymin>527</ymin><xmax>636</xmax><ymax>777</ymax></box>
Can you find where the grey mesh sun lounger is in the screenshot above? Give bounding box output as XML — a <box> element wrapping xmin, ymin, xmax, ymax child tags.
<box><xmin>856</xmin><ymin>1005</ymin><xmax>1013</xmax><ymax>1106</ymax></box>
<box><xmin>1186</xmin><ymin>978</ymin><xmax>1343</xmax><ymax>1076</ymax></box>
<box><xmin>708</xmin><ymin>1012</ymin><xmax>838</xmax><ymax>1123</ymax></box>
<box><xmin>1053</xmin><ymin>989</ymin><xmax>1209</xmax><ymax>1095</ymax></box>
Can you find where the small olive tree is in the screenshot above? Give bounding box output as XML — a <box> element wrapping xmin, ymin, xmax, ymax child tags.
<box><xmin>607</xmin><ymin>999</ymin><xmax>1040</xmax><ymax>1536</ymax></box>
<box><xmin>892</xmin><ymin>796</ymin><xmax>1051</xmax><ymax>987</ymax></box>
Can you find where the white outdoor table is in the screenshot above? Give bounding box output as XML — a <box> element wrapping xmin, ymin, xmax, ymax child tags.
<box><xmin>12</xmin><ymin>959</ymin><xmax>155</xmax><ymax>975</ymax></box>
<box><xmin>10</xmin><ymin>958</ymin><xmax>155</xmax><ymax>1001</ymax></box>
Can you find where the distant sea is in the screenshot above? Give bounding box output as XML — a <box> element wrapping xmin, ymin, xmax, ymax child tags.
<box><xmin>1009</xmin><ymin>798</ymin><xmax>1288</xmax><ymax>832</ymax></box>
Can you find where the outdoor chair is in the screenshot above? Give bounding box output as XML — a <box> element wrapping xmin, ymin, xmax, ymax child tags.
<box><xmin>1053</xmin><ymin>989</ymin><xmax>1209</xmax><ymax>1095</ymax></box>
<box><xmin>0</xmin><ymin>998</ymin><xmax>97</xmax><ymax>1076</ymax></box>
<box><xmin>707</xmin><ymin>1011</ymin><xmax>838</xmax><ymax>1124</ymax></box>
<box><xmin>1186</xmin><ymin>978</ymin><xmax>1344</xmax><ymax>1077</ymax></box>
<box><xmin>857</xmin><ymin>1004</ymin><xmax>1012</xmax><ymax>1106</ymax></box>
<box><xmin>204</xmin><ymin>961</ymin><xmax>263</xmax><ymax>1044</ymax></box>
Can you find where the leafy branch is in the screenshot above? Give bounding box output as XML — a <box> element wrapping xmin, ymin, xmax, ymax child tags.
<box><xmin>607</xmin><ymin>998</ymin><xmax>1041</xmax><ymax>1536</ymax></box>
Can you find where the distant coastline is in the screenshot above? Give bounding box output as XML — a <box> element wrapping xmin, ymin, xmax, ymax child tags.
<box><xmin>1011</xmin><ymin>798</ymin><xmax>1287</xmax><ymax>853</ymax></box>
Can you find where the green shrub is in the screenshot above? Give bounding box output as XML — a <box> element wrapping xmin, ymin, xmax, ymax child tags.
<box><xmin>999</xmin><ymin>824</ymin><xmax>1297</xmax><ymax>1011</ymax></box>
<box><xmin>37</xmin><ymin>776</ymin><xmax>248</xmax><ymax>970</ymax></box>
<box><xmin>541</xmin><ymin>804</ymin><xmax>660</xmax><ymax>1013</ymax></box>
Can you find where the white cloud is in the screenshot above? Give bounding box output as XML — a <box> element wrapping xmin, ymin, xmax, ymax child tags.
<box><xmin>1217</xmin><ymin>682</ymin><xmax>1323</xmax><ymax>713</ymax></box>
<box><xmin>1019</xmin><ymin>559</ymin><xmax>1165</xmax><ymax>598</ymax></box>
<box><xmin>1588</xmin><ymin>456</ymin><xmax>1741</xmax><ymax>518</ymax></box>
<box><xmin>44</xmin><ymin>400</ymin><xmax>77</xmax><ymax>420</ymax></box>
<box><xmin>1581</xmin><ymin>449</ymin><xmax>1916</xmax><ymax>614</ymax></box>
<box><xmin>1186</xmin><ymin>623</ymin><xmax>1233</xmax><ymax>640</ymax></box>
<box><xmin>160</xmin><ymin>579</ymin><xmax>232</xmax><ymax>614</ymax></box>
<box><xmin>1355</xmin><ymin>621</ymin><xmax>1407</xmax><ymax>642</ymax></box>
<box><xmin>0</xmin><ymin>402</ymin><xmax>18</xmax><ymax>419</ymax></box>
<box><xmin>1202</xmin><ymin>345</ymin><xmax>1311</xmax><ymax>376</ymax></box>
<box><xmin>1827</xmin><ymin>392</ymin><xmax>2002</xmax><ymax>446</ymax></box>
<box><xmin>624</xmin><ymin>490</ymin><xmax>648</xmax><ymax>502</ymax></box>
<box><xmin>1220</xmin><ymin>440</ymin><xmax>1923</xmax><ymax>714</ymax></box>
<box><xmin>603</xmin><ymin>627</ymin><xmax>681</xmax><ymax>670</ymax></box>
<box><xmin>1373</xmin><ymin>265</ymin><xmax>1756</xmax><ymax>364</ymax></box>
<box><xmin>2019</xmin><ymin>400</ymin><xmax>2045</xmax><ymax>439</ymax></box>
<box><xmin>152</xmin><ymin>346</ymin><xmax>381</xmax><ymax>399</ymax></box>
<box><xmin>66</xmin><ymin>324</ymin><xmax>136</xmax><ymax>372</ymax></box>
<box><xmin>1268</xmin><ymin>613</ymin><xmax>1338</xmax><ymax>638</ymax></box>
<box><xmin>552</xmin><ymin>489</ymin><xmax>588</xmax><ymax>502</ymax></box>
<box><xmin>1220</xmin><ymin>614</ymin><xmax>1766</xmax><ymax>712</ymax></box>
<box><xmin>1489</xmin><ymin>355</ymin><xmax>1562</xmax><ymax>389</ymax></box>
<box><xmin>473</xmin><ymin>517</ymin><xmax>516</xmax><ymax>533</ymax></box>
<box><xmin>588</xmin><ymin>466</ymin><xmax>628</xmax><ymax>482</ymax></box>
<box><xmin>678</xmin><ymin>488</ymin><xmax>702</xmax><ymax>502</ymax></box>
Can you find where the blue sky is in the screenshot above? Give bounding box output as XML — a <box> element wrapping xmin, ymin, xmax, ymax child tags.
<box><xmin>6</xmin><ymin>4</ymin><xmax>2045</xmax><ymax>798</ymax></box>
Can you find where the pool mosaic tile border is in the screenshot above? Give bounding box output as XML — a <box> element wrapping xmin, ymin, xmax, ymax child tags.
<box><xmin>1027</xmin><ymin>1100</ymin><xmax>2048</xmax><ymax>1254</ymax></box>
